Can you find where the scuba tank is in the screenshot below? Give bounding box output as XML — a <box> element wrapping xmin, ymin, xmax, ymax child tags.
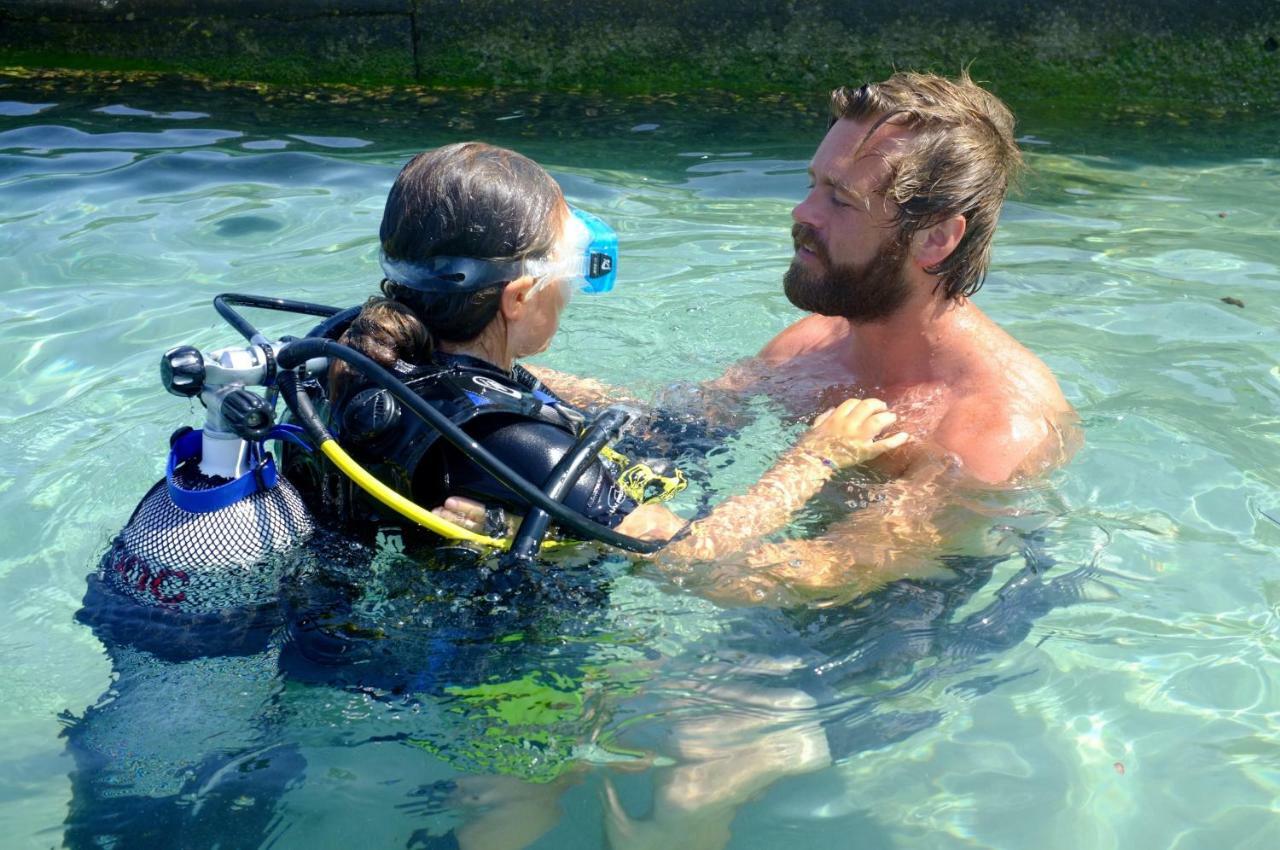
<box><xmin>98</xmin><ymin>296</ymin><xmax>336</xmax><ymax>613</ymax></box>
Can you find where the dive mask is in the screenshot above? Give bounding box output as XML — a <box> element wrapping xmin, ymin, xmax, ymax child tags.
<box><xmin>379</xmin><ymin>206</ymin><xmax>618</xmax><ymax>295</ymax></box>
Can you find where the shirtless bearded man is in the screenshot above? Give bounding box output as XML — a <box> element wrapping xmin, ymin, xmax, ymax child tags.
<box><xmin>523</xmin><ymin>72</ymin><xmax>1077</xmax><ymax>599</ymax></box>
<box><xmin>590</xmin><ymin>74</ymin><xmax>1080</xmax><ymax>848</ymax></box>
<box><xmin>675</xmin><ymin>71</ymin><xmax>1079</xmax><ymax>598</ymax></box>
<box><xmin>432</xmin><ymin>72</ymin><xmax>1080</xmax><ymax>850</ymax></box>
<box><xmin>765</xmin><ymin>71</ymin><xmax>1071</xmax><ymax>483</ymax></box>
<box><xmin>447</xmin><ymin>72</ymin><xmax>1078</xmax><ymax>600</ymax></box>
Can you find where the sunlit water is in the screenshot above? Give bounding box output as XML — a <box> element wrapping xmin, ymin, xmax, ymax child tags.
<box><xmin>1</xmin><ymin>77</ymin><xmax>1278</xmax><ymax>850</ymax></box>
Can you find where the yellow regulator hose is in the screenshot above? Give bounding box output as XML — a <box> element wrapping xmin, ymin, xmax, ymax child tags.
<box><xmin>317</xmin><ymin>438</ymin><xmax>565</xmax><ymax>552</ymax></box>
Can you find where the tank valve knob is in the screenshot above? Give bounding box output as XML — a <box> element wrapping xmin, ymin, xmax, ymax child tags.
<box><xmin>161</xmin><ymin>346</ymin><xmax>206</xmax><ymax>397</ymax></box>
<box><xmin>221</xmin><ymin>389</ymin><xmax>275</xmax><ymax>441</ymax></box>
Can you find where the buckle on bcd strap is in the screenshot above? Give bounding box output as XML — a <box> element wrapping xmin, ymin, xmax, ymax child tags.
<box><xmin>598</xmin><ymin>445</ymin><xmax>688</xmax><ymax>504</ymax></box>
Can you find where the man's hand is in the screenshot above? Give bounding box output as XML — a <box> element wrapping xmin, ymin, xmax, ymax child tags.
<box><xmin>613</xmin><ymin>503</ymin><xmax>689</xmax><ymax>542</ymax></box>
<box><xmin>798</xmin><ymin>397</ymin><xmax>910</xmax><ymax>468</ymax></box>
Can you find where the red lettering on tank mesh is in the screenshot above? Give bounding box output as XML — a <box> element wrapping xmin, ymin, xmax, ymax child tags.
<box><xmin>111</xmin><ymin>552</ymin><xmax>137</xmax><ymax>578</ymax></box>
<box><xmin>149</xmin><ymin>569</ymin><xmax>189</xmax><ymax>605</ymax></box>
<box><xmin>111</xmin><ymin>553</ymin><xmax>153</xmax><ymax>594</ymax></box>
<box><xmin>134</xmin><ymin>562</ymin><xmax>152</xmax><ymax>592</ymax></box>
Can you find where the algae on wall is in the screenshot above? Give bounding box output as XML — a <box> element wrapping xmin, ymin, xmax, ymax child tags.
<box><xmin>1</xmin><ymin>0</ymin><xmax>1277</xmax><ymax>113</ymax></box>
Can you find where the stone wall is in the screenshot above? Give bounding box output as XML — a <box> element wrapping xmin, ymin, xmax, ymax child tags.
<box><xmin>1</xmin><ymin>1</ymin><xmax>1277</xmax><ymax>109</ymax></box>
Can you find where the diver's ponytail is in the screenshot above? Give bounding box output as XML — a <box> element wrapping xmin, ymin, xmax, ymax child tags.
<box><xmin>329</xmin><ymin>292</ymin><xmax>430</xmax><ymax>400</ymax></box>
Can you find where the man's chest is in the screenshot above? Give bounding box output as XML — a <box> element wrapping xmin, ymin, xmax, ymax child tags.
<box><xmin>767</xmin><ymin>351</ymin><xmax>948</xmax><ymax>424</ymax></box>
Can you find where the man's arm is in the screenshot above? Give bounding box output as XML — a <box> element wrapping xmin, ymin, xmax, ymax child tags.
<box><xmin>521</xmin><ymin>364</ymin><xmax>642</xmax><ymax>410</ymax></box>
<box><xmin>701</xmin><ymin>315</ymin><xmax>849</xmax><ymax>397</ymax></box>
<box><xmin>623</xmin><ymin>399</ymin><xmax>909</xmax><ymax>561</ymax></box>
<box><xmin>756</xmin><ymin>315</ymin><xmax>850</xmax><ymax>363</ymax></box>
<box><xmin>685</xmin><ymin>397</ymin><xmax>1079</xmax><ymax>606</ymax></box>
<box><xmin>527</xmin><ymin>314</ymin><xmax>839</xmax><ymax>425</ymax></box>
<box><xmin>674</xmin><ymin>456</ymin><xmax>957</xmax><ymax>606</ymax></box>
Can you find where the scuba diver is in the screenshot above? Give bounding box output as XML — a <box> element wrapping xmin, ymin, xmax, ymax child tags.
<box><xmin>283</xmin><ymin>141</ymin><xmax>909</xmax><ymax>565</ymax></box>
<box><xmin>263</xmin><ymin>142</ymin><xmax>912</xmax><ymax>850</ymax></box>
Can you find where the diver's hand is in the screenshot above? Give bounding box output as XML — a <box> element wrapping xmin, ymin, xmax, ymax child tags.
<box><xmin>431</xmin><ymin>496</ymin><xmax>518</xmax><ymax>538</ymax></box>
<box><xmin>798</xmin><ymin>397</ymin><xmax>910</xmax><ymax>468</ymax></box>
<box><xmin>437</xmin><ymin>497</ymin><xmax>687</xmax><ymax>545</ymax></box>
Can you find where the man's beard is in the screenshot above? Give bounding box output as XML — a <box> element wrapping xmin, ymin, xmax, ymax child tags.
<box><xmin>783</xmin><ymin>222</ymin><xmax>911</xmax><ymax>323</ymax></box>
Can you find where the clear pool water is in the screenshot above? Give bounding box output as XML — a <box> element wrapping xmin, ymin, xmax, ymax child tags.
<box><xmin>1</xmin><ymin>76</ymin><xmax>1277</xmax><ymax>850</ymax></box>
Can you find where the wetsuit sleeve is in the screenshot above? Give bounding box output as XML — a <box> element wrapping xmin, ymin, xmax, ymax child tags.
<box><xmin>421</xmin><ymin>415</ymin><xmax>638</xmax><ymax>529</ymax></box>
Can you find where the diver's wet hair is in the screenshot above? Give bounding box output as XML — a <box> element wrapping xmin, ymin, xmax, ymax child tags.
<box><xmin>333</xmin><ymin>142</ymin><xmax>564</xmax><ymax>396</ymax></box>
<box><xmin>829</xmin><ymin>71</ymin><xmax>1023</xmax><ymax>301</ymax></box>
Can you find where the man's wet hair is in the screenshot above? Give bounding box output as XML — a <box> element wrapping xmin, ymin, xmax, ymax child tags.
<box><xmin>830</xmin><ymin>71</ymin><xmax>1023</xmax><ymax>300</ymax></box>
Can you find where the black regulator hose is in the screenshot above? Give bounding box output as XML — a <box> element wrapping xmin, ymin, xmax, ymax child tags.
<box><xmin>214</xmin><ymin>293</ymin><xmax>344</xmax><ymax>344</ymax></box>
<box><xmin>305</xmin><ymin>305</ymin><xmax>363</xmax><ymax>340</ymax></box>
<box><xmin>275</xmin><ymin>337</ymin><xmax>665</xmax><ymax>555</ymax></box>
<box><xmin>505</xmin><ymin>406</ymin><xmax>633</xmax><ymax>563</ymax></box>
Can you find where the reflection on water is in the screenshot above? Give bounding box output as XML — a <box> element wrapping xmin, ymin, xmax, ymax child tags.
<box><xmin>1</xmin><ymin>74</ymin><xmax>1278</xmax><ymax>850</ymax></box>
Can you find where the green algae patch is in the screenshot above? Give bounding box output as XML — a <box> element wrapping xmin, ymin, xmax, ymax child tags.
<box><xmin>1</xmin><ymin>4</ymin><xmax>1277</xmax><ymax>118</ymax></box>
<box><xmin>404</xmin><ymin>665</ymin><xmax>649</xmax><ymax>783</ymax></box>
<box><xmin>418</xmin><ymin>19</ymin><xmax>1279</xmax><ymax>115</ymax></box>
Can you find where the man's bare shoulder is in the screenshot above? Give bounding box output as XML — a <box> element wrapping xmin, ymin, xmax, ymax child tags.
<box><xmin>922</xmin><ymin>310</ymin><xmax>1075</xmax><ymax>483</ymax></box>
<box><xmin>757</xmin><ymin>315</ymin><xmax>849</xmax><ymax>363</ymax></box>
<box><xmin>928</xmin><ymin>394</ymin><xmax>1020</xmax><ymax>482</ymax></box>
<box><xmin>931</xmin><ymin>367</ymin><xmax>1075</xmax><ymax>485</ymax></box>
